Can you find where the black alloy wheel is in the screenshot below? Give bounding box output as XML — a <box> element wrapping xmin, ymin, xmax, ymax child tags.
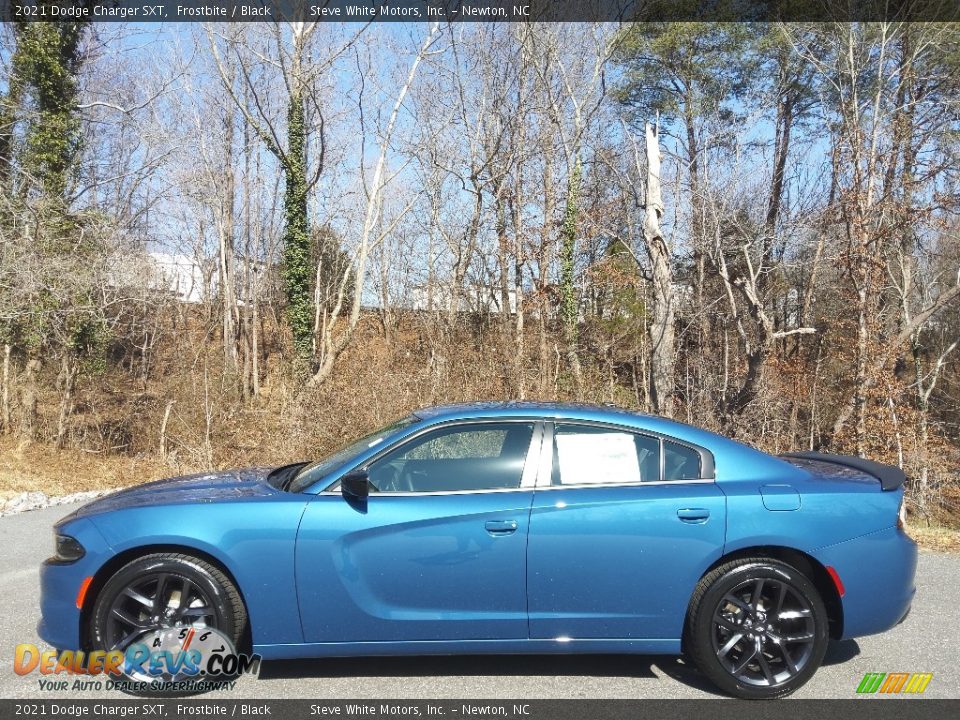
<box><xmin>88</xmin><ymin>553</ymin><xmax>247</xmax><ymax>694</ymax></box>
<box><xmin>685</xmin><ymin>558</ymin><xmax>830</xmax><ymax>699</ymax></box>
<box><xmin>104</xmin><ymin>572</ymin><xmax>216</xmax><ymax>652</ymax></box>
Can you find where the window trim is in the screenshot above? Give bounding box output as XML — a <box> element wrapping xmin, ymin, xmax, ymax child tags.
<box><xmin>538</xmin><ymin>420</ymin><xmax>716</xmax><ymax>489</ymax></box>
<box><xmin>320</xmin><ymin>418</ymin><xmax>543</xmax><ymax>496</ymax></box>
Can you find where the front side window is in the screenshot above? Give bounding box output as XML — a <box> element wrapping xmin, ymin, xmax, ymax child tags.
<box><xmin>367</xmin><ymin>422</ymin><xmax>534</xmax><ymax>493</ymax></box>
<box><xmin>287</xmin><ymin>415</ymin><xmax>417</xmax><ymax>493</ymax></box>
<box><xmin>551</xmin><ymin>424</ymin><xmax>705</xmax><ymax>485</ymax></box>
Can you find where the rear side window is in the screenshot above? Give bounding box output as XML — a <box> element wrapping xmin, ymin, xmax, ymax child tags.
<box><xmin>551</xmin><ymin>424</ymin><xmax>707</xmax><ymax>485</ymax></box>
<box><xmin>664</xmin><ymin>440</ymin><xmax>702</xmax><ymax>480</ymax></box>
<box><xmin>552</xmin><ymin>425</ymin><xmax>660</xmax><ymax>485</ymax></box>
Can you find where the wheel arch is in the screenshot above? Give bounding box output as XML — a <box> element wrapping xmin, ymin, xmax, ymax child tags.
<box><xmin>698</xmin><ymin>545</ymin><xmax>844</xmax><ymax>639</ymax></box>
<box><xmin>80</xmin><ymin>543</ymin><xmax>252</xmax><ymax>652</ymax></box>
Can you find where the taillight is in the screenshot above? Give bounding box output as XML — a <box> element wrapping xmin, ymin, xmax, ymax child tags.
<box><xmin>825</xmin><ymin>565</ymin><xmax>846</xmax><ymax>597</ymax></box>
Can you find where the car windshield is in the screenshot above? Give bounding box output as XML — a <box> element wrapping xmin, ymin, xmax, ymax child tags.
<box><xmin>284</xmin><ymin>415</ymin><xmax>418</xmax><ymax>493</ymax></box>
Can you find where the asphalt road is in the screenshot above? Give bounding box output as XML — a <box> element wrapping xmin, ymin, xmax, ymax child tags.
<box><xmin>1</xmin><ymin>503</ymin><xmax>956</xmax><ymax>700</ymax></box>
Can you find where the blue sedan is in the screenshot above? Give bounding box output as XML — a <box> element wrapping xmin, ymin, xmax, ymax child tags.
<box><xmin>39</xmin><ymin>402</ymin><xmax>917</xmax><ymax>698</ymax></box>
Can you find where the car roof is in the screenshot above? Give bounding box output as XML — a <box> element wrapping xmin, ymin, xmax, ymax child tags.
<box><xmin>410</xmin><ymin>401</ymin><xmax>805</xmax><ymax>483</ymax></box>
<box><xmin>413</xmin><ymin>401</ymin><xmax>644</xmax><ymax>423</ymax></box>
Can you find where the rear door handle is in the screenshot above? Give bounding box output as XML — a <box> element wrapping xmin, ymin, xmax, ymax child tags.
<box><xmin>677</xmin><ymin>508</ymin><xmax>710</xmax><ymax>523</ymax></box>
<box><xmin>485</xmin><ymin>520</ymin><xmax>519</xmax><ymax>536</ymax></box>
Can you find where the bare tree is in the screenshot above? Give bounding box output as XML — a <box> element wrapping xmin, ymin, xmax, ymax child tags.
<box><xmin>310</xmin><ymin>23</ymin><xmax>441</xmax><ymax>385</ymax></box>
<box><xmin>638</xmin><ymin>121</ymin><xmax>675</xmax><ymax>417</ymax></box>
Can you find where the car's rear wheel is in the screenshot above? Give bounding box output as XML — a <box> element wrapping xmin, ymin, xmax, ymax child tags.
<box><xmin>685</xmin><ymin>558</ymin><xmax>829</xmax><ymax>699</ymax></box>
<box><xmin>88</xmin><ymin>553</ymin><xmax>247</xmax><ymax>695</ymax></box>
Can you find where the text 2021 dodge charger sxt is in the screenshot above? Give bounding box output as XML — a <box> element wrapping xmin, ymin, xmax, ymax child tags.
<box><xmin>39</xmin><ymin>402</ymin><xmax>917</xmax><ymax>699</ymax></box>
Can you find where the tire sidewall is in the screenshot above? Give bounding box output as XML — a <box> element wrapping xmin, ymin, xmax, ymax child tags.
<box><xmin>89</xmin><ymin>555</ymin><xmax>239</xmax><ymax>654</ymax></box>
<box><xmin>691</xmin><ymin>561</ymin><xmax>829</xmax><ymax>699</ymax></box>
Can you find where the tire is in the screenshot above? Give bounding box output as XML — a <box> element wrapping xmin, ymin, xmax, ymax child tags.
<box><xmin>684</xmin><ymin>558</ymin><xmax>829</xmax><ymax>699</ymax></box>
<box><xmin>88</xmin><ymin>552</ymin><xmax>247</xmax><ymax>696</ymax></box>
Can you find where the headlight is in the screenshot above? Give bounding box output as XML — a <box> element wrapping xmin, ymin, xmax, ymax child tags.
<box><xmin>51</xmin><ymin>534</ymin><xmax>85</xmax><ymax>563</ymax></box>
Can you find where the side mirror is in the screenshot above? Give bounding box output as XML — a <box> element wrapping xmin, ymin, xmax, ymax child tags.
<box><xmin>341</xmin><ymin>469</ymin><xmax>370</xmax><ymax>500</ymax></box>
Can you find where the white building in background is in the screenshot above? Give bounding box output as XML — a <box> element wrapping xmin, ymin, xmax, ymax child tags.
<box><xmin>143</xmin><ymin>252</ymin><xmax>268</xmax><ymax>305</ymax></box>
<box><xmin>148</xmin><ymin>252</ymin><xmax>212</xmax><ymax>304</ymax></box>
<box><xmin>138</xmin><ymin>253</ymin><xmax>513</xmax><ymax>315</ymax></box>
<box><xmin>408</xmin><ymin>283</ymin><xmax>517</xmax><ymax>315</ymax></box>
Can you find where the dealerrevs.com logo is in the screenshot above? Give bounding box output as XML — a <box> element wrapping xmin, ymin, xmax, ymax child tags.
<box><xmin>15</xmin><ymin>627</ymin><xmax>260</xmax><ymax>694</ymax></box>
<box><xmin>856</xmin><ymin>672</ymin><xmax>934</xmax><ymax>695</ymax></box>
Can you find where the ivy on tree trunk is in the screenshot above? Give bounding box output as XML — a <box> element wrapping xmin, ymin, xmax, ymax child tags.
<box><xmin>559</xmin><ymin>157</ymin><xmax>582</xmax><ymax>386</ymax></box>
<box><xmin>12</xmin><ymin>15</ymin><xmax>87</xmax><ymax>201</ymax></box>
<box><xmin>281</xmin><ymin>94</ymin><xmax>313</xmax><ymax>362</ymax></box>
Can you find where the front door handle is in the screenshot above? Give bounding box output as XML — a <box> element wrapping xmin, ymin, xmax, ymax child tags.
<box><xmin>677</xmin><ymin>508</ymin><xmax>710</xmax><ymax>523</ymax></box>
<box><xmin>485</xmin><ymin>520</ymin><xmax>519</xmax><ymax>536</ymax></box>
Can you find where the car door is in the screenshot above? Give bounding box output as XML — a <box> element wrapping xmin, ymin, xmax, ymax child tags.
<box><xmin>296</xmin><ymin>421</ymin><xmax>541</xmax><ymax>643</ymax></box>
<box><xmin>526</xmin><ymin>422</ymin><xmax>726</xmax><ymax>642</ymax></box>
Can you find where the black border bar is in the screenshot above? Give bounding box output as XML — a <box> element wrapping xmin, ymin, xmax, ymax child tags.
<box><xmin>2</xmin><ymin>0</ymin><xmax>960</xmax><ymax>23</ymax></box>
<box><xmin>0</xmin><ymin>699</ymin><xmax>959</xmax><ymax>720</ymax></box>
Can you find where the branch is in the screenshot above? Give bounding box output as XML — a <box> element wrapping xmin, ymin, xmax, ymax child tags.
<box><xmin>78</xmin><ymin>66</ymin><xmax>181</xmax><ymax>115</ymax></box>
<box><xmin>206</xmin><ymin>27</ymin><xmax>288</xmax><ymax>166</ymax></box>
<box><xmin>831</xmin><ymin>279</ymin><xmax>960</xmax><ymax>439</ymax></box>
<box><xmin>772</xmin><ymin>327</ymin><xmax>817</xmax><ymax>339</ymax></box>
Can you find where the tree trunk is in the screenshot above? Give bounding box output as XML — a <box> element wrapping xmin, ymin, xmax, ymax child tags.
<box><xmin>19</xmin><ymin>356</ymin><xmax>40</xmax><ymax>441</ymax></box>
<box><xmin>913</xmin><ymin>343</ymin><xmax>931</xmax><ymax>517</ymax></box>
<box><xmin>537</xmin><ymin>141</ymin><xmax>555</xmax><ymax>396</ymax></box>
<box><xmin>684</xmin><ymin>108</ymin><xmax>707</xmax><ymax>343</ymax></box>
<box><xmin>495</xmin><ymin>189</ymin><xmax>515</xmax><ymax>393</ymax></box>
<box><xmin>218</xmin><ymin>95</ymin><xmax>239</xmax><ymax>376</ymax></box>
<box><xmin>159</xmin><ymin>399</ymin><xmax>175</xmax><ymax>459</ymax></box>
<box><xmin>282</xmin><ymin>87</ymin><xmax>312</xmax><ymax>364</ymax></box>
<box><xmin>765</xmin><ymin>91</ymin><xmax>793</xmax><ymax>234</ymax></box>
<box><xmin>1</xmin><ymin>344</ymin><xmax>11</xmax><ymax>433</ymax></box>
<box><xmin>54</xmin><ymin>354</ymin><xmax>76</xmax><ymax>449</ymax></box>
<box><xmin>450</xmin><ymin>181</ymin><xmax>483</xmax><ymax>325</ymax></box>
<box><xmin>511</xmin><ymin>190</ymin><xmax>526</xmax><ymax>400</ymax></box>
<box><xmin>558</xmin><ymin>157</ymin><xmax>582</xmax><ymax>391</ymax></box>
<box><xmin>379</xmin><ymin>236</ymin><xmax>393</xmax><ymax>344</ymax></box>
<box><xmin>251</xmin><ymin>286</ymin><xmax>260</xmax><ymax>397</ymax></box>
<box><xmin>643</xmin><ymin>123</ymin><xmax>675</xmax><ymax>417</ymax></box>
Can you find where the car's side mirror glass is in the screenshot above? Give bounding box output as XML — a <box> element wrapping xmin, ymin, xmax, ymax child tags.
<box><xmin>341</xmin><ymin>469</ymin><xmax>370</xmax><ymax>500</ymax></box>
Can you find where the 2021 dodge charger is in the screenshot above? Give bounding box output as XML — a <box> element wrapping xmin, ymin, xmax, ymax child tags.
<box><xmin>39</xmin><ymin>402</ymin><xmax>917</xmax><ymax>698</ymax></box>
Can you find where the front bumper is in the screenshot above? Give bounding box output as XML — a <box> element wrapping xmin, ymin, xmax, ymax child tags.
<box><xmin>815</xmin><ymin>525</ymin><xmax>917</xmax><ymax>640</ymax></box>
<box><xmin>37</xmin><ymin>517</ymin><xmax>114</xmax><ymax>651</ymax></box>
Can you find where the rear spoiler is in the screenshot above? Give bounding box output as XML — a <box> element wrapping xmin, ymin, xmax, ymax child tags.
<box><xmin>779</xmin><ymin>452</ymin><xmax>906</xmax><ymax>491</ymax></box>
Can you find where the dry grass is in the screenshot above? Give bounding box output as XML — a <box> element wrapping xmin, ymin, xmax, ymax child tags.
<box><xmin>0</xmin><ymin>437</ymin><xmax>171</xmax><ymax>504</ymax></box>
<box><xmin>906</xmin><ymin>524</ymin><xmax>960</xmax><ymax>553</ymax></box>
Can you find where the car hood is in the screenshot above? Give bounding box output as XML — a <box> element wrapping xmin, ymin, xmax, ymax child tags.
<box><xmin>62</xmin><ymin>467</ymin><xmax>279</xmax><ymax>520</ymax></box>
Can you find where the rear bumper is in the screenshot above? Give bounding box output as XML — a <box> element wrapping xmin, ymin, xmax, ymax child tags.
<box><xmin>814</xmin><ymin>525</ymin><xmax>917</xmax><ymax>640</ymax></box>
<box><xmin>897</xmin><ymin>603</ymin><xmax>912</xmax><ymax>625</ymax></box>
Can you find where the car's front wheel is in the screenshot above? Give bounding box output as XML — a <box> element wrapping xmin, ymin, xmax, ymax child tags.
<box><xmin>685</xmin><ymin>558</ymin><xmax>829</xmax><ymax>699</ymax></box>
<box><xmin>88</xmin><ymin>552</ymin><xmax>247</xmax><ymax>694</ymax></box>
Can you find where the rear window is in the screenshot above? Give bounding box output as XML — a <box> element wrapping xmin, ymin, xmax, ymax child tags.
<box><xmin>551</xmin><ymin>424</ymin><xmax>706</xmax><ymax>484</ymax></box>
<box><xmin>664</xmin><ymin>440</ymin><xmax>702</xmax><ymax>480</ymax></box>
